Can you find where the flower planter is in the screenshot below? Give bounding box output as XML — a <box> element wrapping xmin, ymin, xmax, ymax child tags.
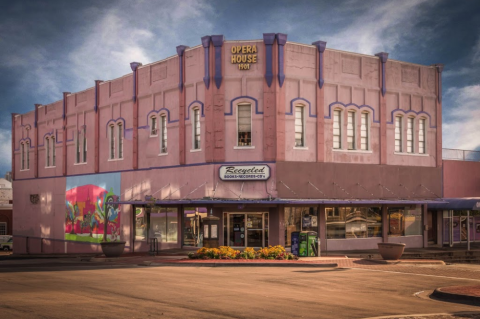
<box><xmin>377</xmin><ymin>243</ymin><xmax>406</xmax><ymax>260</ymax></box>
<box><xmin>100</xmin><ymin>241</ymin><xmax>126</xmax><ymax>258</ymax></box>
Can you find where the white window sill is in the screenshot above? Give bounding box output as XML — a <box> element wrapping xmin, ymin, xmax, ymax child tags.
<box><xmin>20</xmin><ymin>169</ymin><xmax>30</xmax><ymax>172</ymax></box>
<box><xmin>108</xmin><ymin>158</ymin><xmax>124</xmax><ymax>162</ymax></box>
<box><xmin>45</xmin><ymin>166</ymin><xmax>56</xmax><ymax>169</ymax></box>
<box><xmin>394</xmin><ymin>152</ymin><xmax>429</xmax><ymax>157</ymax></box>
<box><xmin>190</xmin><ymin>149</ymin><xmax>202</xmax><ymax>153</ymax></box>
<box><xmin>150</xmin><ymin>134</ymin><xmax>158</xmax><ymax>138</ymax></box>
<box><xmin>158</xmin><ymin>153</ymin><xmax>168</xmax><ymax>157</ymax></box>
<box><xmin>293</xmin><ymin>146</ymin><xmax>309</xmax><ymax>150</ymax></box>
<box><xmin>234</xmin><ymin>146</ymin><xmax>255</xmax><ymax>150</ymax></box>
<box><xmin>332</xmin><ymin>149</ymin><xmax>373</xmax><ymax>154</ymax></box>
<box><xmin>74</xmin><ymin>162</ymin><xmax>88</xmax><ymax>165</ymax></box>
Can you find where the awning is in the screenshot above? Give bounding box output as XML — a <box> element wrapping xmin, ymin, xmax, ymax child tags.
<box><xmin>113</xmin><ymin>198</ymin><xmax>447</xmax><ymax>206</ymax></box>
<box><xmin>427</xmin><ymin>198</ymin><xmax>480</xmax><ymax>211</ymax></box>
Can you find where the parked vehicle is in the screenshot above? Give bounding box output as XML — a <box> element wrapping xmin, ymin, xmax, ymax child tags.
<box><xmin>0</xmin><ymin>235</ymin><xmax>13</xmax><ymax>251</ymax></box>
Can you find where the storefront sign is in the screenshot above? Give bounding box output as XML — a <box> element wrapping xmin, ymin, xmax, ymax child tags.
<box><xmin>231</xmin><ymin>45</ymin><xmax>258</xmax><ymax>70</ymax></box>
<box><xmin>219</xmin><ymin>165</ymin><xmax>270</xmax><ymax>181</ymax></box>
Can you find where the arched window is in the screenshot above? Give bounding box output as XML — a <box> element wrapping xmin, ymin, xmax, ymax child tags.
<box><xmin>347</xmin><ymin>111</ymin><xmax>356</xmax><ymax>150</ymax></box>
<box><xmin>394</xmin><ymin>116</ymin><xmax>402</xmax><ymax>153</ymax></box>
<box><xmin>109</xmin><ymin>124</ymin><xmax>115</xmax><ymax>159</ymax></box>
<box><xmin>150</xmin><ymin>116</ymin><xmax>158</xmax><ymax>136</ymax></box>
<box><xmin>51</xmin><ymin>136</ymin><xmax>56</xmax><ymax>166</ymax></box>
<box><xmin>46</xmin><ymin>137</ymin><xmax>50</xmax><ymax>167</ymax></box>
<box><xmin>295</xmin><ymin>106</ymin><xmax>305</xmax><ymax>147</ymax></box>
<box><xmin>360</xmin><ymin>112</ymin><xmax>369</xmax><ymax>151</ymax></box>
<box><xmin>333</xmin><ymin>109</ymin><xmax>342</xmax><ymax>149</ymax></box>
<box><xmin>237</xmin><ymin>104</ymin><xmax>252</xmax><ymax>146</ymax></box>
<box><xmin>160</xmin><ymin>114</ymin><xmax>167</xmax><ymax>153</ymax></box>
<box><xmin>193</xmin><ymin>109</ymin><xmax>200</xmax><ymax>150</ymax></box>
<box><xmin>419</xmin><ymin>118</ymin><xmax>426</xmax><ymax>154</ymax></box>
<box><xmin>117</xmin><ymin>123</ymin><xmax>123</xmax><ymax>159</ymax></box>
<box><xmin>407</xmin><ymin>117</ymin><xmax>414</xmax><ymax>153</ymax></box>
<box><xmin>83</xmin><ymin>127</ymin><xmax>87</xmax><ymax>163</ymax></box>
<box><xmin>21</xmin><ymin>143</ymin><xmax>25</xmax><ymax>170</ymax></box>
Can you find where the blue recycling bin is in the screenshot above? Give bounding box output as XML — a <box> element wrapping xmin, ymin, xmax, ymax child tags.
<box><xmin>291</xmin><ymin>231</ymin><xmax>300</xmax><ymax>256</ymax></box>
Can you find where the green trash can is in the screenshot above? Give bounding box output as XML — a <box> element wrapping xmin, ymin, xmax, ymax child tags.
<box><xmin>299</xmin><ymin>232</ymin><xmax>308</xmax><ymax>257</ymax></box>
<box><xmin>307</xmin><ymin>231</ymin><xmax>319</xmax><ymax>257</ymax></box>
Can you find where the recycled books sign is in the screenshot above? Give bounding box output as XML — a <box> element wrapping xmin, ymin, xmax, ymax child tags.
<box><xmin>219</xmin><ymin>165</ymin><xmax>270</xmax><ymax>181</ymax></box>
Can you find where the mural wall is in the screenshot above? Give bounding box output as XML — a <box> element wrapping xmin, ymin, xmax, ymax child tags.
<box><xmin>65</xmin><ymin>173</ymin><xmax>121</xmax><ymax>243</ymax></box>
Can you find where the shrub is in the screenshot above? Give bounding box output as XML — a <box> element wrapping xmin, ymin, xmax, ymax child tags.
<box><xmin>188</xmin><ymin>245</ymin><xmax>298</xmax><ymax>260</ymax></box>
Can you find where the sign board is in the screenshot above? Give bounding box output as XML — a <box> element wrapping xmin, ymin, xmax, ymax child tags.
<box><xmin>230</xmin><ymin>45</ymin><xmax>258</xmax><ymax>70</ymax></box>
<box><xmin>219</xmin><ymin>165</ymin><xmax>270</xmax><ymax>181</ymax></box>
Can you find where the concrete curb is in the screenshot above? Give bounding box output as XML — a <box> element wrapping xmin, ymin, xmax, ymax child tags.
<box><xmin>366</xmin><ymin>259</ymin><xmax>445</xmax><ymax>265</ymax></box>
<box><xmin>143</xmin><ymin>261</ymin><xmax>338</xmax><ymax>268</ymax></box>
<box><xmin>431</xmin><ymin>287</ymin><xmax>480</xmax><ymax>304</ymax></box>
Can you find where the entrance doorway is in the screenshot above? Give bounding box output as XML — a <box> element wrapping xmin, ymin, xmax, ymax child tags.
<box><xmin>225</xmin><ymin>213</ymin><xmax>268</xmax><ymax>248</ymax></box>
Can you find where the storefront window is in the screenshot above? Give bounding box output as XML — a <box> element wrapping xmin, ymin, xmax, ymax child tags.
<box><xmin>183</xmin><ymin>207</ymin><xmax>207</xmax><ymax>247</ymax></box>
<box><xmin>135</xmin><ymin>207</ymin><xmax>146</xmax><ymax>241</ymax></box>
<box><xmin>388</xmin><ymin>207</ymin><xmax>422</xmax><ymax>237</ymax></box>
<box><xmin>150</xmin><ymin>207</ymin><xmax>178</xmax><ymax>243</ymax></box>
<box><xmin>327</xmin><ymin>207</ymin><xmax>382</xmax><ymax>239</ymax></box>
<box><xmin>285</xmin><ymin>207</ymin><xmax>318</xmax><ymax>247</ymax></box>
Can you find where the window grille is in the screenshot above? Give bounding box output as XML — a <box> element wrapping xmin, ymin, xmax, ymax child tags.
<box><xmin>333</xmin><ymin>110</ymin><xmax>341</xmax><ymax>149</ymax></box>
<box><xmin>360</xmin><ymin>113</ymin><xmax>368</xmax><ymax>150</ymax></box>
<box><xmin>238</xmin><ymin>104</ymin><xmax>252</xmax><ymax>146</ymax></box>
<box><xmin>419</xmin><ymin>119</ymin><xmax>425</xmax><ymax>154</ymax></box>
<box><xmin>295</xmin><ymin>106</ymin><xmax>304</xmax><ymax>147</ymax></box>
<box><xmin>407</xmin><ymin>117</ymin><xmax>414</xmax><ymax>153</ymax></box>
<box><xmin>395</xmin><ymin>116</ymin><xmax>402</xmax><ymax>152</ymax></box>
<box><xmin>347</xmin><ymin>111</ymin><xmax>355</xmax><ymax>150</ymax></box>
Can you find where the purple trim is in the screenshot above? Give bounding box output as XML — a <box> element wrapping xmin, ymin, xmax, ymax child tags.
<box><xmin>326</xmin><ymin>102</ymin><xmax>380</xmax><ymax>123</ymax></box>
<box><xmin>105</xmin><ymin>118</ymin><xmax>127</xmax><ymax>135</ymax></box>
<box><xmin>66</xmin><ymin>131</ymin><xmax>75</xmax><ymax>143</ymax></box>
<box><xmin>176</xmin><ymin>45</ymin><xmax>189</xmax><ymax>92</ymax></box>
<box><xmin>387</xmin><ymin>109</ymin><xmax>436</xmax><ymax>128</ymax></box>
<box><xmin>145</xmin><ymin>108</ymin><xmax>179</xmax><ymax>125</ymax></box>
<box><xmin>375</xmin><ymin>52</ymin><xmax>388</xmax><ymax>97</ymax></box>
<box><xmin>130</xmin><ymin>62</ymin><xmax>142</xmax><ymax>102</ymax></box>
<box><xmin>211</xmin><ymin>35</ymin><xmax>224</xmax><ymax>89</ymax></box>
<box><xmin>225</xmin><ymin>96</ymin><xmax>261</xmax><ymax>115</ymax></box>
<box><xmin>185</xmin><ymin>100</ymin><xmax>205</xmax><ymax>120</ymax></box>
<box><xmin>201</xmin><ymin>36</ymin><xmax>211</xmax><ymax>89</ymax></box>
<box><xmin>276</xmin><ymin>33</ymin><xmax>287</xmax><ymax>87</ymax></box>
<box><xmin>435</xmin><ymin>64</ymin><xmax>444</xmax><ymax>103</ymax></box>
<box><xmin>312</xmin><ymin>41</ymin><xmax>327</xmax><ymax>89</ymax></box>
<box><xmin>263</xmin><ymin>33</ymin><xmax>275</xmax><ymax>87</ymax></box>
<box><xmin>19</xmin><ymin>137</ymin><xmax>33</xmax><ymax>148</ymax></box>
<box><xmin>287</xmin><ymin>98</ymin><xmax>316</xmax><ymax>118</ymax></box>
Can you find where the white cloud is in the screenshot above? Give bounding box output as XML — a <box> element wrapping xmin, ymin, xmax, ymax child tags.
<box><xmin>443</xmin><ymin>85</ymin><xmax>480</xmax><ymax>150</ymax></box>
<box><xmin>326</xmin><ymin>0</ymin><xmax>435</xmax><ymax>55</ymax></box>
<box><xmin>0</xmin><ymin>128</ymin><xmax>12</xmax><ymax>172</ymax></box>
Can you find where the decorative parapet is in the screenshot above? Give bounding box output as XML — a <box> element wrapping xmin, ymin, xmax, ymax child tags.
<box><xmin>434</xmin><ymin>64</ymin><xmax>444</xmax><ymax>103</ymax></box>
<box><xmin>130</xmin><ymin>62</ymin><xmax>142</xmax><ymax>102</ymax></box>
<box><xmin>211</xmin><ymin>35</ymin><xmax>224</xmax><ymax>89</ymax></box>
<box><xmin>276</xmin><ymin>33</ymin><xmax>287</xmax><ymax>87</ymax></box>
<box><xmin>201</xmin><ymin>36</ymin><xmax>212</xmax><ymax>89</ymax></box>
<box><xmin>263</xmin><ymin>33</ymin><xmax>275</xmax><ymax>88</ymax></box>
<box><xmin>375</xmin><ymin>52</ymin><xmax>389</xmax><ymax>97</ymax></box>
<box><xmin>176</xmin><ymin>46</ymin><xmax>188</xmax><ymax>92</ymax></box>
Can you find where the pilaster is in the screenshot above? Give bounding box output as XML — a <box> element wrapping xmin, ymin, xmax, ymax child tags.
<box><xmin>375</xmin><ymin>52</ymin><xmax>388</xmax><ymax>165</ymax></box>
<box><xmin>62</xmin><ymin>92</ymin><xmax>70</xmax><ymax>176</ymax></box>
<box><xmin>313</xmin><ymin>41</ymin><xmax>326</xmax><ymax>162</ymax></box>
<box><xmin>434</xmin><ymin>64</ymin><xmax>444</xmax><ymax>168</ymax></box>
<box><xmin>176</xmin><ymin>46</ymin><xmax>188</xmax><ymax>165</ymax></box>
<box><xmin>130</xmin><ymin>62</ymin><xmax>142</xmax><ymax>170</ymax></box>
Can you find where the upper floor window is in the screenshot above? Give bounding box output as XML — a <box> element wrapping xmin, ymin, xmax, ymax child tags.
<box><xmin>45</xmin><ymin>136</ymin><xmax>55</xmax><ymax>167</ymax></box>
<box><xmin>333</xmin><ymin>110</ymin><xmax>341</xmax><ymax>149</ymax></box>
<box><xmin>21</xmin><ymin>142</ymin><xmax>29</xmax><ymax>170</ymax></box>
<box><xmin>109</xmin><ymin>125</ymin><xmax>115</xmax><ymax>160</ymax></box>
<box><xmin>83</xmin><ymin>127</ymin><xmax>87</xmax><ymax>163</ymax></box>
<box><xmin>419</xmin><ymin>118</ymin><xmax>426</xmax><ymax>154</ymax></box>
<box><xmin>406</xmin><ymin>117</ymin><xmax>414</xmax><ymax>153</ymax></box>
<box><xmin>150</xmin><ymin>116</ymin><xmax>158</xmax><ymax>136</ymax></box>
<box><xmin>117</xmin><ymin>123</ymin><xmax>123</xmax><ymax>159</ymax></box>
<box><xmin>238</xmin><ymin>104</ymin><xmax>252</xmax><ymax>146</ymax></box>
<box><xmin>76</xmin><ymin>131</ymin><xmax>81</xmax><ymax>163</ymax></box>
<box><xmin>395</xmin><ymin>116</ymin><xmax>402</xmax><ymax>153</ymax></box>
<box><xmin>295</xmin><ymin>106</ymin><xmax>305</xmax><ymax>147</ymax></box>
<box><xmin>193</xmin><ymin>109</ymin><xmax>200</xmax><ymax>150</ymax></box>
<box><xmin>347</xmin><ymin>111</ymin><xmax>355</xmax><ymax>150</ymax></box>
<box><xmin>160</xmin><ymin>115</ymin><xmax>167</xmax><ymax>153</ymax></box>
<box><xmin>360</xmin><ymin>113</ymin><xmax>369</xmax><ymax>151</ymax></box>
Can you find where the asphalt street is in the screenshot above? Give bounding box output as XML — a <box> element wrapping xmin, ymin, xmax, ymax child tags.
<box><xmin>0</xmin><ymin>260</ymin><xmax>479</xmax><ymax>318</ymax></box>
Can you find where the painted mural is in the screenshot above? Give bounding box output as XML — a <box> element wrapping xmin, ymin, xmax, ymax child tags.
<box><xmin>65</xmin><ymin>173</ymin><xmax>121</xmax><ymax>243</ymax></box>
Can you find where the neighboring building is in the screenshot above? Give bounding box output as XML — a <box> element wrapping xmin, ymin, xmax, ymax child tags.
<box><xmin>4</xmin><ymin>171</ymin><xmax>12</xmax><ymax>182</ymax></box>
<box><xmin>0</xmin><ymin>178</ymin><xmax>13</xmax><ymax>236</ymax></box>
<box><xmin>11</xmin><ymin>33</ymin><xmax>445</xmax><ymax>254</ymax></box>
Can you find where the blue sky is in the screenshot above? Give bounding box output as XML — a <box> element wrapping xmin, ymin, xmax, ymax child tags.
<box><xmin>1</xmin><ymin>0</ymin><xmax>479</xmax><ymax>176</ymax></box>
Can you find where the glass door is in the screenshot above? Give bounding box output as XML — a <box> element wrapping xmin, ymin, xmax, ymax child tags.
<box><xmin>246</xmin><ymin>214</ymin><xmax>263</xmax><ymax>247</ymax></box>
<box><xmin>229</xmin><ymin>214</ymin><xmax>245</xmax><ymax>247</ymax></box>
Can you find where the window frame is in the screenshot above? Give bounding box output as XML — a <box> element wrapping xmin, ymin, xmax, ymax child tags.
<box><xmin>150</xmin><ymin>116</ymin><xmax>158</xmax><ymax>137</ymax></box>
<box><xmin>20</xmin><ymin>142</ymin><xmax>25</xmax><ymax>170</ymax></box>
<box><xmin>0</xmin><ymin>222</ymin><xmax>6</xmax><ymax>235</ymax></box>
<box><xmin>360</xmin><ymin>112</ymin><xmax>369</xmax><ymax>151</ymax></box>
<box><xmin>347</xmin><ymin>111</ymin><xmax>356</xmax><ymax>150</ymax></box>
<box><xmin>418</xmin><ymin>118</ymin><xmax>426</xmax><ymax>154</ymax></box>
<box><xmin>46</xmin><ymin>137</ymin><xmax>50</xmax><ymax>167</ymax></box>
<box><xmin>192</xmin><ymin>108</ymin><xmax>201</xmax><ymax>150</ymax></box>
<box><xmin>294</xmin><ymin>105</ymin><xmax>305</xmax><ymax>147</ymax></box>
<box><xmin>406</xmin><ymin>117</ymin><xmax>414</xmax><ymax>153</ymax></box>
<box><xmin>51</xmin><ymin>136</ymin><xmax>56</xmax><ymax>167</ymax></box>
<box><xmin>76</xmin><ymin>130</ymin><xmax>81</xmax><ymax>164</ymax></box>
<box><xmin>83</xmin><ymin>127</ymin><xmax>87</xmax><ymax>163</ymax></box>
<box><xmin>160</xmin><ymin>114</ymin><xmax>167</xmax><ymax>154</ymax></box>
<box><xmin>236</xmin><ymin>103</ymin><xmax>253</xmax><ymax>147</ymax></box>
<box><xmin>117</xmin><ymin>123</ymin><xmax>123</xmax><ymax>159</ymax></box>
<box><xmin>333</xmin><ymin>109</ymin><xmax>342</xmax><ymax>149</ymax></box>
<box><xmin>394</xmin><ymin>116</ymin><xmax>403</xmax><ymax>153</ymax></box>
<box><xmin>109</xmin><ymin>124</ymin><xmax>115</xmax><ymax>160</ymax></box>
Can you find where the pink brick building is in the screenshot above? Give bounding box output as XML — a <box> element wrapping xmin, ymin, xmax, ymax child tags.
<box><xmin>11</xmin><ymin>34</ymin><xmax>445</xmax><ymax>254</ymax></box>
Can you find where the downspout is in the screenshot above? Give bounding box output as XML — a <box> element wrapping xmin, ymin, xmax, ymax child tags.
<box><xmin>130</xmin><ymin>62</ymin><xmax>142</xmax><ymax>170</ymax></box>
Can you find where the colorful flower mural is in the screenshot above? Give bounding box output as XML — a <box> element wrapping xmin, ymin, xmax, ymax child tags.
<box><xmin>65</xmin><ymin>173</ymin><xmax>121</xmax><ymax>243</ymax></box>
